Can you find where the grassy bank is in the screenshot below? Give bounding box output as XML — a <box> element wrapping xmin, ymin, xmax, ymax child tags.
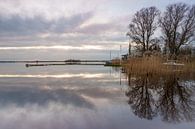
<box><xmin>122</xmin><ymin>56</ymin><xmax>195</xmax><ymax>77</ymax></box>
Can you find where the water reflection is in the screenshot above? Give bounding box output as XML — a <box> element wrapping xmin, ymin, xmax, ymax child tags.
<box><xmin>0</xmin><ymin>87</ymin><xmax>94</xmax><ymax>109</ymax></box>
<box><xmin>0</xmin><ymin>64</ymin><xmax>195</xmax><ymax>129</ymax></box>
<box><xmin>126</xmin><ymin>73</ymin><xmax>195</xmax><ymax>123</ymax></box>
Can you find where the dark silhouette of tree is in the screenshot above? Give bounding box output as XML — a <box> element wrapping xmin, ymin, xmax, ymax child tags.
<box><xmin>126</xmin><ymin>74</ymin><xmax>157</xmax><ymax>119</ymax></box>
<box><xmin>125</xmin><ymin>73</ymin><xmax>195</xmax><ymax>123</ymax></box>
<box><xmin>127</xmin><ymin>7</ymin><xmax>160</xmax><ymax>54</ymax></box>
<box><xmin>157</xmin><ymin>75</ymin><xmax>194</xmax><ymax>123</ymax></box>
<box><xmin>159</xmin><ymin>3</ymin><xmax>195</xmax><ymax>59</ymax></box>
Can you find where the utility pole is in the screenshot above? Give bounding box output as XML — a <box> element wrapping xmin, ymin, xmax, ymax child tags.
<box><xmin>128</xmin><ymin>38</ymin><xmax>131</xmax><ymax>56</ymax></box>
<box><xmin>120</xmin><ymin>45</ymin><xmax>122</xmax><ymax>57</ymax></box>
<box><xmin>110</xmin><ymin>51</ymin><xmax>112</xmax><ymax>61</ymax></box>
<box><xmin>120</xmin><ymin>45</ymin><xmax>122</xmax><ymax>65</ymax></box>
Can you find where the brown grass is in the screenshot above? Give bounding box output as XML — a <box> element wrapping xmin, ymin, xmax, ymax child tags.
<box><xmin>123</xmin><ymin>56</ymin><xmax>195</xmax><ymax>77</ymax></box>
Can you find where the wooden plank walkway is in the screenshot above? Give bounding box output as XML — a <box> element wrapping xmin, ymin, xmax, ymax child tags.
<box><xmin>0</xmin><ymin>60</ymin><xmax>110</xmax><ymax>67</ymax></box>
<box><xmin>0</xmin><ymin>59</ymin><xmax>123</xmax><ymax>67</ymax></box>
<box><xmin>25</xmin><ymin>63</ymin><xmax>106</xmax><ymax>67</ymax></box>
<box><xmin>0</xmin><ymin>59</ymin><xmax>109</xmax><ymax>63</ymax></box>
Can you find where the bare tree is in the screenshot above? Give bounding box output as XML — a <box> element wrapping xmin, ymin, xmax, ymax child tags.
<box><xmin>160</xmin><ymin>3</ymin><xmax>195</xmax><ymax>59</ymax></box>
<box><xmin>127</xmin><ymin>7</ymin><xmax>160</xmax><ymax>54</ymax></box>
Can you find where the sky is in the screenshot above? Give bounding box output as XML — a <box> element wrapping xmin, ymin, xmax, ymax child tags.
<box><xmin>0</xmin><ymin>0</ymin><xmax>194</xmax><ymax>59</ymax></box>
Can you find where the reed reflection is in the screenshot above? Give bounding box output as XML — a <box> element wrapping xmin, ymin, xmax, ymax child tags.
<box><xmin>125</xmin><ymin>73</ymin><xmax>195</xmax><ymax>123</ymax></box>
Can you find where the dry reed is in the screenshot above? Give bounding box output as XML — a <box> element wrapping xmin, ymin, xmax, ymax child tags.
<box><xmin>123</xmin><ymin>56</ymin><xmax>195</xmax><ymax>77</ymax></box>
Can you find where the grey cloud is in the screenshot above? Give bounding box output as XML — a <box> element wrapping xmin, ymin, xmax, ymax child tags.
<box><xmin>0</xmin><ymin>11</ymin><xmax>128</xmax><ymax>45</ymax></box>
<box><xmin>0</xmin><ymin>15</ymin><xmax>49</xmax><ymax>36</ymax></box>
<box><xmin>78</xmin><ymin>23</ymin><xmax>115</xmax><ymax>34</ymax></box>
<box><xmin>50</xmin><ymin>12</ymin><xmax>93</xmax><ymax>33</ymax></box>
<box><xmin>77</xmin><ymin>17</ymin><xmax>127</xmax><ymax>35</ymax></box>
<box><xmin>0</xmin><ymin>12</ymin><xmax>93</xmax><ymax>36</ymax></box>
<box><xmin>0</xmin><ymin>11</ymin><xmax>126</xmax><ymax>36</ymax></box>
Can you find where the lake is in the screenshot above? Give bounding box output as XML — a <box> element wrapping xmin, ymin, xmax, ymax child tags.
<box><xmin>0</xmin><ymin>64</ymin><xmax>195</xmax><ymax>129</ymax></box>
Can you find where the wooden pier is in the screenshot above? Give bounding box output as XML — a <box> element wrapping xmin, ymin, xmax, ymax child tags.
<box><xmin>0</xmin><ymin>59</ymin><xmax>109</xmax><ymax>63</ymax></box>
<box><xmin>25</xmin><ymin>63</ymin><xmax>106</xmax><ymax>67</ymax></box>
<box><xmin>0</xmin><ymin>59</ymin><xmax>121</xmax><ymax>67</ymax></box>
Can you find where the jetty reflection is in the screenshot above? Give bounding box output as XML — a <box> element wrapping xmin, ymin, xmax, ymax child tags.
<box><xmin>125</xmin><ymin>73</ymin><xmax>195</xmax><ymax>123</ymax></box>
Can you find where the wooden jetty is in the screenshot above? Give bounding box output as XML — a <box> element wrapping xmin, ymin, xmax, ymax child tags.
<box><xmin>0</xmin><ymin>59</ymin><xmax>108</xmax><ymax>63</ymax></box>
<box><xmin>0</xmin><ymin>59</ymin><xmax>122</xmax><ymax>67</ymax></box>
<box><xmin>25</xmin><ymin>63</ymin><xmax>106</xmax><ymax>67</ymax></box>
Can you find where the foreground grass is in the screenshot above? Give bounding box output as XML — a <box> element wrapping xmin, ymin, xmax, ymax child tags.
<box><xmin>122</xmin><ymin>56</ymin><xmax>195</xmax><ymax>77</ymax></box>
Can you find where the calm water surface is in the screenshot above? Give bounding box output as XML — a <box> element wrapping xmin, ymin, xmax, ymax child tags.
<box><xmin>0</xmin><ymin>64</ymin><xmax>195</xmax><ymax>129</ymax></box>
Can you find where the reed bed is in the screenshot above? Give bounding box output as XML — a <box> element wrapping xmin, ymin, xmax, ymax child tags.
<box><xmin>123</xmin><ymin>56</ymin><xmax>195</xmax><ymax>77</ymax></box>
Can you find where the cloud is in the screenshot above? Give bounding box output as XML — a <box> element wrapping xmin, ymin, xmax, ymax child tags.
<box><xmin>0</xmin><ymin>12</ymin><xmax>93</xmax><ymax>36</ymax></box>
<box><xmin>2</xmin><ymin>0</ymin><xmax>193</xmax><ymax>48</ymax></box>
<box><xmin>0</xmin><ymin>0</ymin><xmax>98</xmax><ymax>19</ymax></box>
<box><xmin>78</xmin><ymin>23</ymin><xmax>118</xmax><ymax>34</ymax></box>
<box><xmin>0</xmin><ymin>11</ymin><xmax>128</xmax><ymax>47</ymax></box>
<box><xmin>0</xmin><ymin>0</ymin><xmax>148</xmax><ymax>47</ymax></box>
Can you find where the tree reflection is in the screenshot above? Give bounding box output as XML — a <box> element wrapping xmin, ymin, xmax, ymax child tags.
<box><xmin>158</xmin><ymin>75</ymin><xmax>194</xmax><ymax>122</ymax></box>
<box><xmin>126</xmin><ymin>73</ymin><xmax>157</xmax><ymax>119</ymax></box>
<box><xmin>126</xmin><ymin>73</ymin><xmax>195</xmax><ymax>123</ymax></box>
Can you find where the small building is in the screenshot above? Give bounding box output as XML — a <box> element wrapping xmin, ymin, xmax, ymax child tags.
<box><xmin>122</xmin><ymin>54</ymin><xmax>128</xmax><ymax>60</ymax></box>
